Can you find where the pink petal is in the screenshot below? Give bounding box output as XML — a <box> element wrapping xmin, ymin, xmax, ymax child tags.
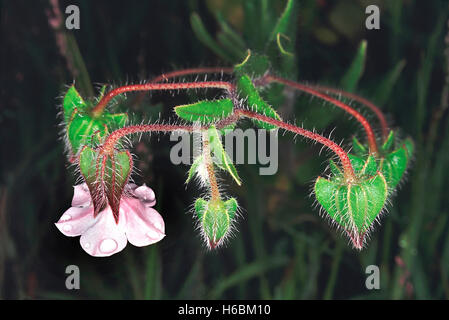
<box><xmin>71</xmin><ymin>184</ymin><xmax>91</xmax><ymax>207</ymax></box>
<box><xmin>133</xmin><ymin>184</ymin><xmax>156</xmax><ymax>207</ymax></box>
<box><xmin>55</xmin><ymin>206</ymin><xmax>95</xmax><ymax>237</ymax></box>
<box><xmin>79</xmin><ymin>207</ymin><xmax>127</xmax><ymax>257</ymax></box>
<box><xmin>121</xmin><ymin>197</ymin><xmax>165</xmax><ymax>247</ymax></box>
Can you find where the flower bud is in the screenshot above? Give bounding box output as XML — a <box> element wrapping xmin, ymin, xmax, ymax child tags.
<box><xmin>194</xmin><ymin>197</ymin><xmax>238</xmax><ymax>249</ymax></box>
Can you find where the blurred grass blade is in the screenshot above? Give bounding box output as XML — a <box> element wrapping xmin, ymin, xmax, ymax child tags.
<box><xmin>375</xmin><ymin>59</ymin><xmax>406</xmax><ymax>106</ymax></box>
<box><xmin>190</xmin><ymin>13</ymin><xmax>234</xmax><ymax>62</ymax></box>
<box><xmin>209</xmin><ymin>256</ymin><xmax>288</xmax><ymax>299</ymax></box>
<box><xmin>65</xmin><ymin>33</ymin><xmax>94</xmax><ymax>98</ymax></box>
<box><xmin>215</xmin><ymin>13</ymin><xmax>247</xmax><ymax>51</ymax></box>
<box><xmin>341</xmin><ymin>40</ymin><xmax>367</xmax><ymax>91</ymax></box>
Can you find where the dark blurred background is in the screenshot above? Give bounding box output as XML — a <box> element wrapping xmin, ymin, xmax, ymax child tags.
<box><xmin>1</xmin><ymin>0</ymin><xmax>449</xmax><ymax>299</ymax></box>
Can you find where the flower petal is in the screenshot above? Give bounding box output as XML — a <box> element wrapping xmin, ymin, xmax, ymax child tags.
<box><xmin>133</xmin><ymin>184</ymin><xmax>156</xmax><ymax>207</ymax></box>
<box><xmin>71</xmin><ymin>183</ymin><xmax>92</xmax><ymax>207</ymax></box>
<box><xmin>121</xmin><ymin>198</ymin><xmax>165</xmax><ymax>247</ymax></box>
<box><xmin>79</xmin><ymin>207</ymin><xmax>127</xmax><ymax>257</ymax></box>
<box><xmin>55</xmin><ymin>206</ymin><xmax>95</xmax><ymax>237</ymax></box>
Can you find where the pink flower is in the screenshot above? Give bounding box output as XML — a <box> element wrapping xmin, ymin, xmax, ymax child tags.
<box><xmin>56</xmin><ymin>183</ymin><xmax>165</xmax><ymax>257</ymax></box>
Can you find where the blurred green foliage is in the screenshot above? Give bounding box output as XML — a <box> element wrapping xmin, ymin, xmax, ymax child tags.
<box><xmin>1</xmin><ymin>0</ymin><xmax>449</xmax><ymax>300</ymax></box>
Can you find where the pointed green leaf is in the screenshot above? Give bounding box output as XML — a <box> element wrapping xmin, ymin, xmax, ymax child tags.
<box><xmin>208</xmin><ymin>126</ymin><xmax>242</xmax><ymax>186</ymax></box>
<box><xmin>224</xmin><ymin>198</ymin><xmax>238</xmax><ymax>220</ymax></box>
<box><xmin>329</xmin><ymin>159</ymin><xmax>343</xmax><ymax>176</ymax></box>
<box><xmin>361</xmin><ymin>155</ymin><xmax>378</xmax><ymax>177</ymax></box>
<box><xmin>236</xmin><ymin>75</ymin><xmax>281</xmax><ymax>130</ymax></box>
<box><xmin>195</xmin><ymin>198</ymin><xmax>208</xmax><ymax>220</ymax></box>
<box><xmin>175</xmin><ymin>99</ymin><xmax>234</xmax><ymax>124</ymax></box>
<box><xmin>79</xmin><ymin>146</ymin><xmax>106</xmax><ymax>215</ymax></box>
<box><xmin>105</xmin><ymin>113</ymin><xmax>128</xmax><ymax>129</ymax></box>
<box><xmin>348</xmin><ymin>154</ymin><xmax>366</xmax><ymax>173</ymax></box>
<box><xmin>315</xmin><ymin>173</ymin><xmax>388</xmax><ymax>249</ymax></box>
<box><xmin>381</xmin><ymin>130</ymin><xmax>395</xmax><ymax>152</ymax></box>
<box><xmin>403</xmin><ymin>138</ymin><xmax>414</xmax><ymax>158</ymax></box>
<box><xmin>186</xmin><ymin>155</ymin><xmax>204</xmax><ymax>184</ymax></box>
<box><xmin>380</xmin><ymin>146</ymin><xmax>408</xmax><ymax>190</ymax></box>
<box><xmin>63</xmin><ymin>86</ymin><xmax>86</xmax><ymax>123</ymax></box>
<box><xmin>67</xmin><ymin>111</ymin><xmax>108</xmax><ymax>155</ymax></box>
<box><xmin>104</xmin><ymin>151</ymin><xmax>133</xmax><ymax>222</ymax></box>
<box><xmin>352</xmin><ymin>136</ymin><xmax>367</xmax><ymax>156</ymax></box>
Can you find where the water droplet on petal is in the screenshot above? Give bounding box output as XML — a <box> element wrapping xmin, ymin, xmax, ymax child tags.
<box><xmin>84</xmin><ymin>242</ymin><xmax>91</xmax><ymax>249</ymax></box>
<box><xmin>99</xmin><ymin>238</ymin><xmax>118</xmax><ymax>253</ymax></box>
<box><xmin>63</xmin><ymin>224</ymin><xmax>72</xmax><ymax>232</ymax></box>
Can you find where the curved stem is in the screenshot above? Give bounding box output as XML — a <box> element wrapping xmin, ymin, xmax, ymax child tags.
<box><xmin>101</xmin><ymin>124</ymin><xmax>193</xmax><ymax>155</ymax></box>
<box><xmin>310</xmin><ymin>85</ymin><xmax>389</xmax><ymax>140</ymax></box>
<box><xmin>150</xmin><ymin>67</ymin><xmax>233</xmax><ymax>83</ymax></box>
<box><xmin>264</xmin><ymin>75</ymin><xmax>379</xmax><ymax>154</ymax></box>
<box><xmin>202</xmin><ymin>132</ymin><xmax>221</xmax><ymax>200</ymax></box>
<box><xmin>92</xmin><ymin>81</ymin><xmax>235</xmax><ymax>117</ymax></box>
<box><xmin>235</xmin><ymin>109</ymin><xmax>356</xmax><ymax>182</ymax></box>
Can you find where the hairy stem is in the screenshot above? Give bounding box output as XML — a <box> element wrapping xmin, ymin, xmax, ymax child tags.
<box><xmin>235</xmin><ymin>109</ymin><xmax>356</xmax><ymax>181</ymax></box>
<box><xmin>310</xmin><ymin>85</ymin><xmax>389</xmax><ymax>140</ymax></box>
<box><xmin>151</xmin><ymin>67</ymin><xmax>233</xmax><ymax>83</ymax></box>
<box><xmin>101</xmin><ymin>124</ymin><xmax>194</xmax><ymax>155</ymax></box>
<box><xmin>263</xmin><ymin>75</ymin><xmax>379</xmax><ymax>154</ymax></box>
<box><xmin>202</xmin><ymin>132</ymin><xmax>221</xmax><ymax>200</ymax></box>
<box><xmin>92</xmin><ymin>81</ymin><xmax>235</xmax><ymax>117</ymax></box>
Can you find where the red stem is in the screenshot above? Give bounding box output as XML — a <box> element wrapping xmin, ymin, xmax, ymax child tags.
<box><xmin>101</xmin><ymin>124</ymin><xmax>194</xmax><ymax>154</ymax></box>
<box><xmin>150</xmin><ymin>67</ymin><xmax>234</xmax><ymax>83</ymax></box>
<box><xmin>92</xmin><ymin>81</ymin><xmax>235</xmax><ymax>117</ymax></box>
<box><xmin>264</xmin><ymin>75</ymin><xmax>379</xmax><ymax>154</ymax></box>
<box><xmin>235</xmin><ymin>109</ymin><xmax>356</xmax><ymax>181</ymax></box>
<box><xmin>310</xmin><ymin>85</ymin><xmax>389</xmax><ymax>140</ymax></box>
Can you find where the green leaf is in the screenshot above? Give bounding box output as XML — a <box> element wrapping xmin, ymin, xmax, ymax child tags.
<box><xmin>234</xmin><ymin>50</ymin><xmax>271</xmax><ymax>78</ymax></box>
<box><xmin>341</xmin><ymin>40</ymin><xmax>367</xmax><ymax>91</ymax></box>
<box><xmin>348</xmin><ymin>154</ymin><xmax>366</xmax><ymax>173</ymax></box>
<box><xmin>79</xmin><ymin>146</ymin><xmax>105</xmax><ymax>215</ymax></box>
<box><xmin>175</xmin><ymin>99</ymin><xmax>234</xmax><ymax>124</ymax></box>
<box><xmin>208</xmin><ymin>126</ymin><xmax>242</xmax><ymax>186</ymax></box>
<box><xmin>236</xmin><ymin>75</ymin><xmax>281</xmax><ymax>130</ymax></box>
<box><xmin>104</xmin><ymin>113</ymin><xmax>128</xmax><ymax>129</ymax></box>
<box><xmin>194</xmin><ymin>198</ymin><xmax>208</xmax><ymax>220</ymax></box>
<box><xmin>79</xmin><ymin>147</ymin><xmax>132</xmax><ymax>222</ymax></box>
<box><xmin>352</xmin><ymin>136</ymin><xmax>367</xmax><ymax>156</ymax></box>
<box><xmin>224</xmin><ymin>198</ymin><xmax>238</xmax><ymax>220</ymax></box>
<box><xmin>67</xmin><ymin>111</ymin><xmax>108</xmax><ymax>155</ymax></box>
<box><xmin>315</xmin><ymin>172</ymin><xmax>388</xmax><ymax>249</ymax></box>
<box><xmin>104</xmin><ymin>150</ymin><xmax>133</xmax><ymax>222</ymax></box>
<box><xmin>63</xmin><ymin>86</ymin><xmax>86</xmax><ymax>123</ymax></box>
<box><xmin>402</xmin><ymin>137</ymin><xmax>414</xmax><ymax>158</ymax></box>
<box><xmin>381</xmin><ymin>130</ymin><xmax>395</xmax><ymax>152</ymax></box>
<box><xmin>329</xmin><ymin>159</ymin><xmax>343</xmax><ymax>176</ymax></box>
<box><xmin>186</xmin><ymin>155</ymin><xmax>204</xmax><ymax>184</ymax></box>
<box><xmin>361</xmin><ymin>155</ymin><xmax>378</xmax><ymax>177</ymax></box>
<box><xmin>380</xmin><ymin>146</ymin><xmax>408</xmax><ymax>190</ymax></box>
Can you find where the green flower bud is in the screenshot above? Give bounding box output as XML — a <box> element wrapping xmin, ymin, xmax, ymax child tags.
<box><xmin>194</xmin><ymin>197</ymin><xmax>238</xmax><ymax>249</ymax></box>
